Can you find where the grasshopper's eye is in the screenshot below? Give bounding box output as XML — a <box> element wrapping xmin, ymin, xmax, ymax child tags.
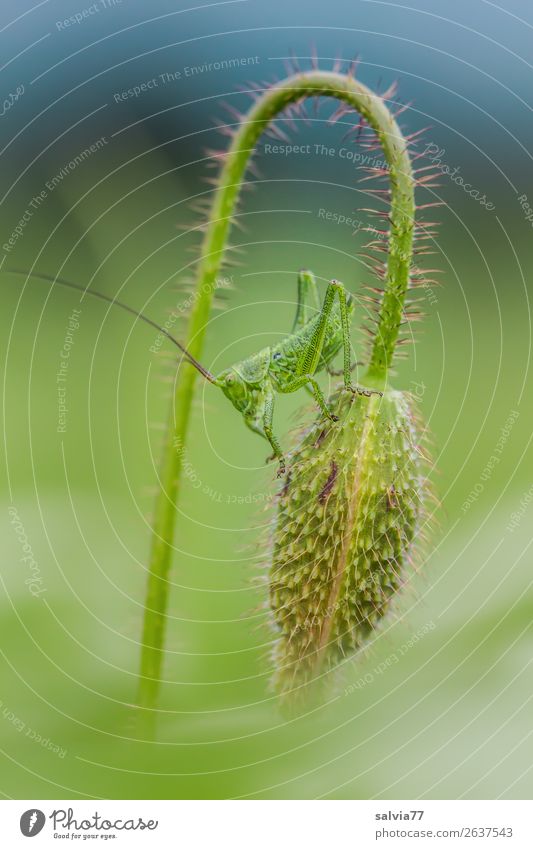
<box><xmin>225</xmin><ymin>373</ymin><xmax>235</xmax><ymax>385</ymax></box>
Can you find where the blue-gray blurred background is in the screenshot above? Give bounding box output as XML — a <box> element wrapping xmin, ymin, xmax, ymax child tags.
<box><xmin>1</xmin><ymin>0</ymin><xmax>532</xmax><ymax>799</ymax></box>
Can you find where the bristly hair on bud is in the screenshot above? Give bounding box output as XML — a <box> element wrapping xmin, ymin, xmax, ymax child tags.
<box><xmin>270</xmin><ymin>388</ymin><xmax>430</xmax><ymax>712</ymax></box>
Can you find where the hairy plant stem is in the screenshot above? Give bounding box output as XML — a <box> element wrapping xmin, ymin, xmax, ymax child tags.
<box><xmin>136</xmin><ymin>70</ymin><xmax>415</xmax><ymax>734</ymax></box>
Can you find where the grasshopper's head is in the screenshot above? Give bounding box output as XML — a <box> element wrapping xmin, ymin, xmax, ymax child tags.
<box><xmin>215</xmin><ymin>367</ymin><xmax>252</xmax><ymax>414</ymax></box>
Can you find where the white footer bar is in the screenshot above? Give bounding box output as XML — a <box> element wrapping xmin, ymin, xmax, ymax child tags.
<box><xmin>1</xmin><ymin>799</ymin><xmax>531</xmax><ymax>848</ymax></box>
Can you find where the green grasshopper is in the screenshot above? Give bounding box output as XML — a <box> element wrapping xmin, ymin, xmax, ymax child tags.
<box><xmin>8</xmin><ymin>270</ymin><xmax>379</xmax><ymax>475</ymax></box>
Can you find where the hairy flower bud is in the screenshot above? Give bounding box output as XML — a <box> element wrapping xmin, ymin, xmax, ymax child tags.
<box><xmin>269</xmin><ymin>387</ymin><xmax>428</xmax><ymax>709</ymax></box>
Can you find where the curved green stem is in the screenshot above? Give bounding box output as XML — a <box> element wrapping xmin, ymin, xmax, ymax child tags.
<box><xmin>136</xmin><ymin>70</ymin><xmax>415</xmax><ymax>734</ymax></box>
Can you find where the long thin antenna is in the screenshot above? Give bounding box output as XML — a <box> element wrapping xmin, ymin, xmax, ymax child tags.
<box><xmin>6</xmin><ymin>270</ymin><xmax>217</xmax><ymax>384</ymax></box>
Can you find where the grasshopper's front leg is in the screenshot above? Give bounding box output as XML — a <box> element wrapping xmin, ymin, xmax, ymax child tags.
<box><xmin>263</xmin><ymin>381</ymin><xmax>286</xmax><ymax>477</ymax></box>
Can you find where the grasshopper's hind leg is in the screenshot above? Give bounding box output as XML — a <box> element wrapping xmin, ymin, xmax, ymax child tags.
<box><xmin>294</xmin><ymin>279</ymin><xmax>352</xmax><ymax>385</ymax></box>
<box><xmin>292</xmin><ymin>269</ymin><xmax>321</xmax><ymax>332</ymax></box>
<box><xmin>327</xmin><ymin>361</ymin><xmax>361</xmax><ymax>377</ymax></box>
<box><xmin>277</xmin><ymin>373</ymin><xmax>339</xmax><ymax>423</ymax></box>
<box><xmin>333</xmin><ymin>281</ymin><xmax>359</xmax><ymax>391</ymax></box>
<box><xmin>296</xmin><ymin>279</ymin><xmax>382</xmax><ymax>399</ymax></box>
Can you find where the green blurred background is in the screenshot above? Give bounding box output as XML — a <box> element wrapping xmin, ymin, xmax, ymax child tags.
<box><xmin>1</xmin><ymin>0</ymin><xmax>532</xmax><ymax>799</ymax></box>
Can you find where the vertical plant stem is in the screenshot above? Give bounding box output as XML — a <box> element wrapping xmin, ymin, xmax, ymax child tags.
<box><xmin>136</xmin><ymin>70</ymin><xmax>416</xmax><ymax>733</ymax></box>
